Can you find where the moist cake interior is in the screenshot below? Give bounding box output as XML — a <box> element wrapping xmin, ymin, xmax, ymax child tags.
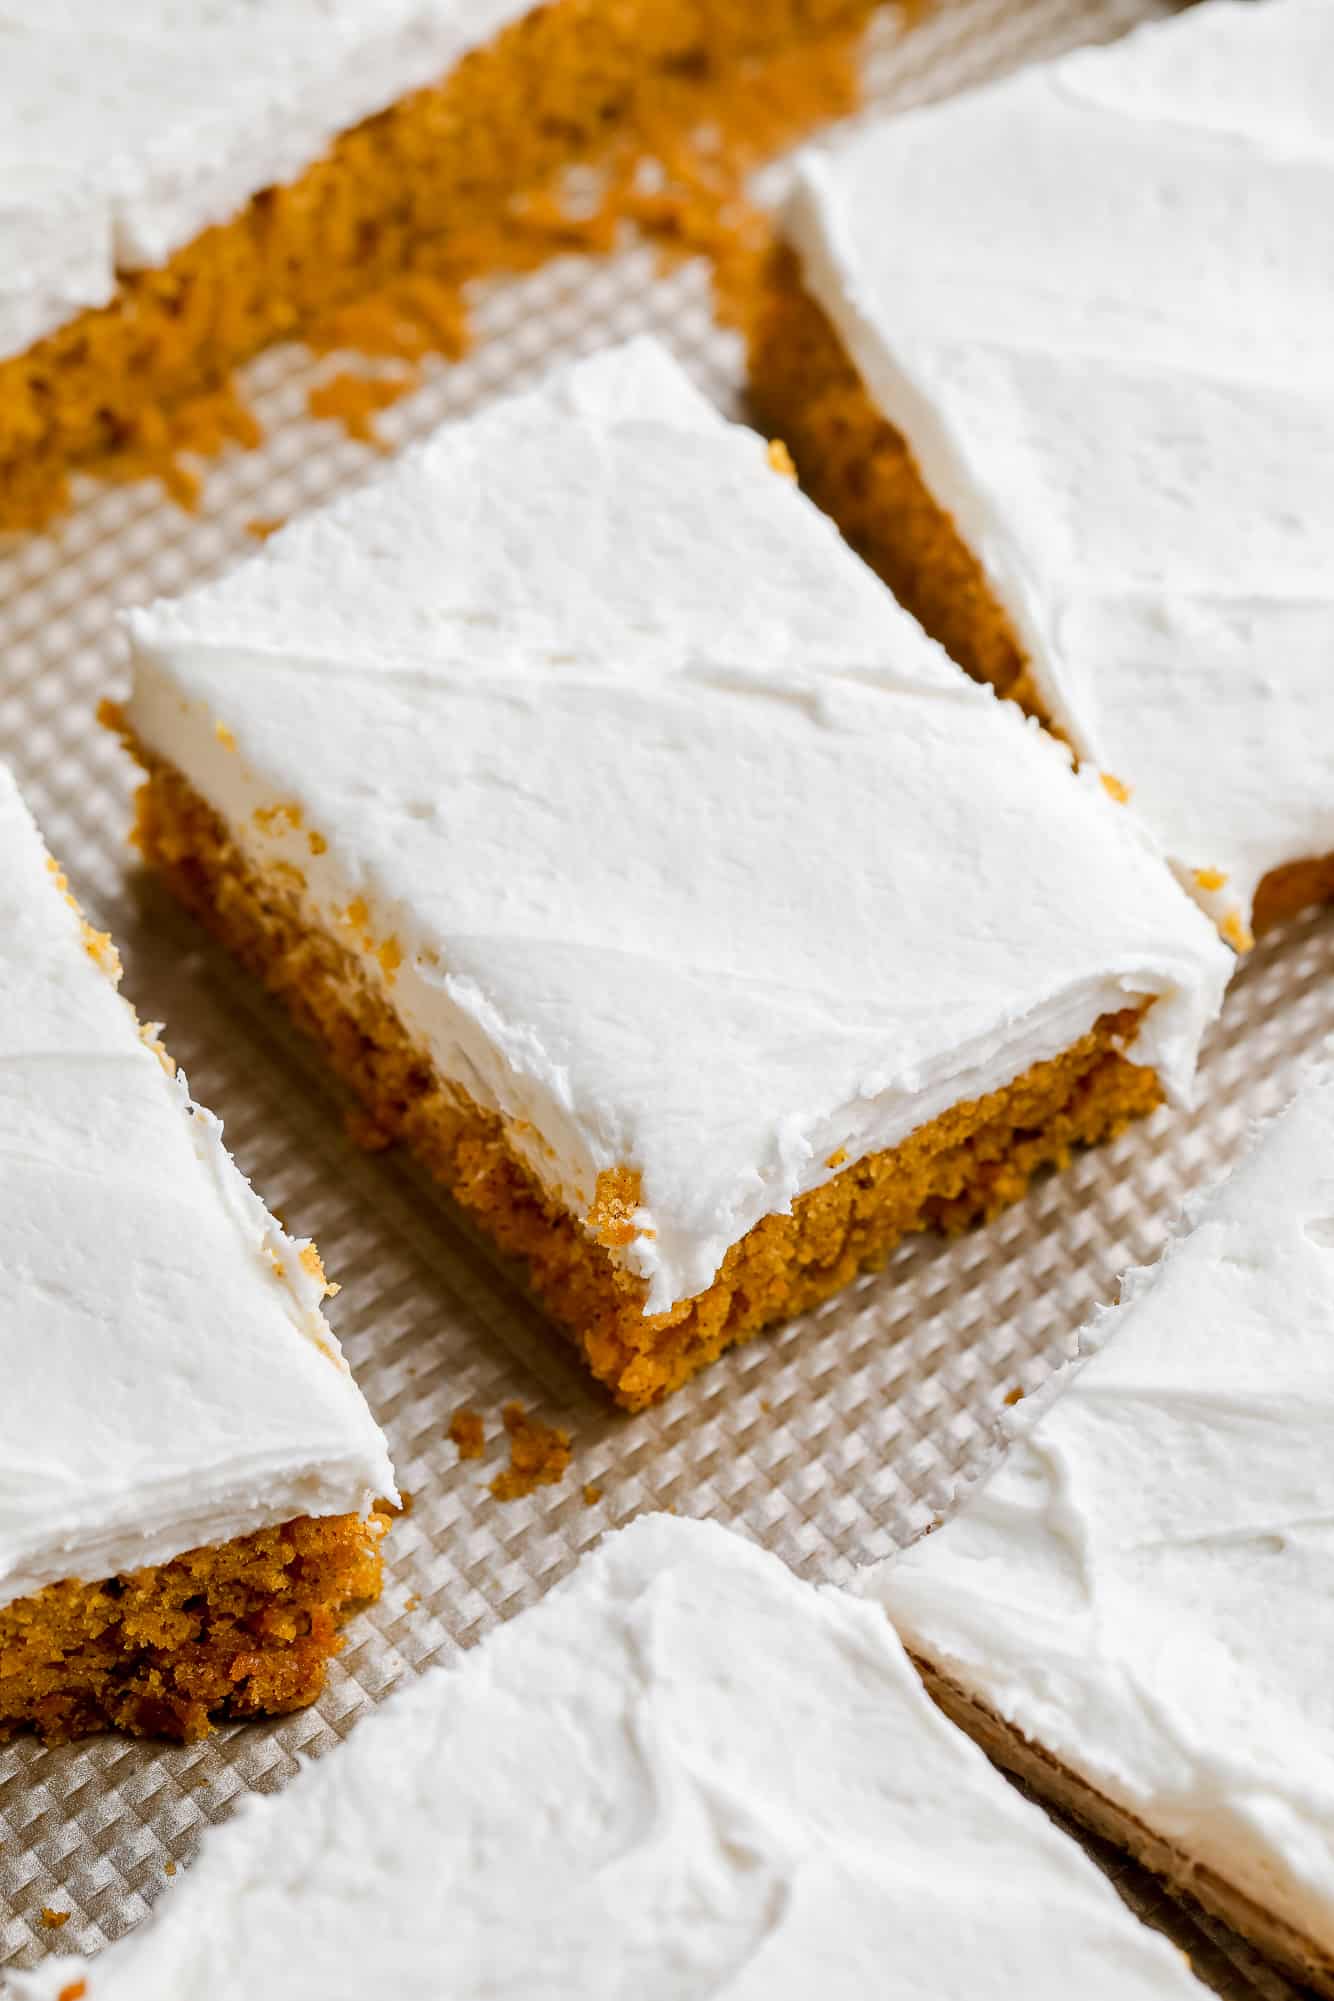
<box><xmin>1</xmin><ymin>1514</ymin><xmax>385</xmax><ymax>1747</ymax></box>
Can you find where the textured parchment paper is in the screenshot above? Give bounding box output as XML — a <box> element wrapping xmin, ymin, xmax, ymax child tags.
<box><xmin>1</xmin><ymin>5</ymin><xmax>1326</xmax><ymax>1993</ymax></box>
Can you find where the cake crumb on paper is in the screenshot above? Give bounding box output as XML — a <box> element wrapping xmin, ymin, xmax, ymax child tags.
<box><xmin>448</xmin><ymin>1408</ymin><xmax>485</xmax><ymax>1461</ymax></box>
<box><xmin>490</xmin><ymin>1403</ymin><xmax>571</xmax><ymax>1502</ymax></box>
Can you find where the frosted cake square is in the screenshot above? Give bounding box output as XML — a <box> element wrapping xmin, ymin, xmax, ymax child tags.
<box><xmin>114</xmin><ymin>339</ymin><xmax>1228</xmax><ymax>1409</ymax></box>
<box><xmin>870</xmin><ymin>1063</ymin><xmax>1334</xmax><ymax>1996</ymax></box>
<box><xmin>752</xmin><ymin>0</ymin><xmax>1334</xmax><ymax>945</ymax></box>
<box><xmin>0</xmin><ymin>0</ymin><xmax>880</xmax><ymax>531</ymax></box>
<box><xmin>14</xmin><ymin>1515</ymin><xmax>1207</xmax><ymax>2001</ymax></box>
<box><xmin>0</xmin><ymin>765</ymin><xmax>395</xmax><ymax>1744</ymax></box>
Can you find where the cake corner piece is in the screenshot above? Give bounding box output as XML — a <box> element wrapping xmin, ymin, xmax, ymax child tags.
<box><xmin>866</xmin><ymin>1058</ymin><xmax>1334</xmax><ymax>1997</ymax></box>
<box><xmin>0</xmin><ymin>762</ymin><xmax>396</xmax><ymax>1745</ymax></box>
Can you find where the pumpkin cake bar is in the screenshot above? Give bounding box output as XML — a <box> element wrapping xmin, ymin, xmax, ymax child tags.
<box><xmin>0</xmin><ymin>764</ymin><xmax>396</xmax><ymax>1745</ymax></box>
<box><xmin>870</xmin><ymin>1062</ymin><xmax>1334</xmax><ymax>1997</ymax></box>
<box><xmin>113</xmin><ymin>339</ymin><xmax>1229</xmax><ymax>1412</ymax></box>
<box><xmin>0</xmin><ymin>0</ymin><xmax>883</xmax><ymax>531</ymax></box>
<box><xmin>13</xmin><ymin>1515</ymin><xmax>1209</xmax><ymax>2000</ymax></box>
<box><xmin>752</xmin><ymin>0</ymin><xmax>1334</xmax><ymax>946</ymax></box>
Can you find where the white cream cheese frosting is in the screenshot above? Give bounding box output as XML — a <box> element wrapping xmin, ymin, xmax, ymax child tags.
<box><xmin>123</xmin><ymin>339</ymin><xmax>1230</xmax><ymax>1316</ymax></box>
<box><xmin>869</xmin><ymin>1059</ymin><xmax>1334</xmax><ymax>1966</ymax></box>
<box><xmin>0</xmin><ymin>763</ymin><xmax>395</xmax><ymax>1611</ymax></box>
<box><xmin>0</xmin><ymin>0</ymin><xmax>535</xmax><ymax>362</ymax></box>
<box><xmin>784</xmin><ymin>0</ymin><xmax>1334</xmax><ymax>936</ymax></box>
<box><xmin>8</xmin><ymin>1513</ymin><xmax>1208</xmax><ymax>2000</ymax></box>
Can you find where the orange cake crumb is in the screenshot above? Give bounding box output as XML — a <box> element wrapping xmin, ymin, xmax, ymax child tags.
<box><xmin>490</xmin><ymin>1404</ymin><xmax>573</xmax><ymax>1502</ymax></box>
<box><xmin>117</xmin><ymin>742</ymin><xmax>1165</xmax><ymax>1409</ymax></box>
<box><xmin>588</xmin><ymin>1170</ymin><xmax>644</xmax><ymax>1251</ymax></box>
<box><xmin>299</xmin><ymin>1242</ymin><xmax>337</xmax><ymax>1297</ymax></box>
<box><xmin>0</xmin><ymin>0</ymin><xmax>881</xmax><ymax>531</ymax></box>
<box><xmin>1221</xmin><ymin>909</ymin><xmax>1256</xmax><ymax>955</ymax></box>
<box><xmin>246</xmin><ymin>516</ymin><xmax>286</xmax><ymax>541</ymax></box>
<box><xmin>254</xmin><ymin>801</ymin><xmax>304</xmax><ymax>833</ymax></box>
<box><xmin>583</xmin><ymin>1484</ymin><xmax>604</xmax><ymax>1508</ymax></box>
<box><xmin>41</xmin><ymin>1909</ymin><xmax>70</xmax><ymax>1931</ymax></box>
<box><xmin>1003</xmin><ymin>1386</ymin><xmax>1025</xmax><ymax>1407</ymax></box>
<box><xmin>308</xmin><ymin>370</ymin><xmax>418</xmax><ymax>448</ymax></box>
<box><xmin>448</xmin><ymin>1408</ymin><xmax>486</xmax><ymax>1461</ymax></box>
<box><xmin>57</xmin><ymin>1984</ymin><xmax>87</xmax><ymax>2001</ymax></box>
<box><xmin>1100</xmin><ymin>773</ymin><xmax>1132</xmax><ymax>806</ymax></box>
<box><xmin>1194</xmin><ymin>867</ymin><xmax>1229</xmax><ymax>894</ymax></box>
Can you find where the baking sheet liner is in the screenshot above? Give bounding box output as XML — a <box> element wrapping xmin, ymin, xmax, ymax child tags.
<box><xmin>0</xmin><ymin>4</ymin><xmax>1325</xmax><ymax>1993</ymax></box>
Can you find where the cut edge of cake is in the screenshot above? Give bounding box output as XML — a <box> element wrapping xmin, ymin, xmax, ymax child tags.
<box><xmin>0</xmin><ymin>765</ymin><xmax>397</xmax><ymax>1744</ymax></box>
<box><xmin>911</xmin><ymin>1658</ymin><xmax>1334</xmax><ymax>2000</ymax></box>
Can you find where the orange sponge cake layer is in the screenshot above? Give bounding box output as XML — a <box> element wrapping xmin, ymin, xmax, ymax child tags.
<box><xmin>0</xmin><ymin>0</ymin><xmax>878</xmax><ymax>531</ymax></box>
<box><xmin>114</xmin><ymin>344</ymin><xmax>1228</xmax><ymax>1408</ymax></box>
<box><xmin>1</xmin><ymin>1515</ymin><xmax>385</xmax><ymax>1748</ymax></box>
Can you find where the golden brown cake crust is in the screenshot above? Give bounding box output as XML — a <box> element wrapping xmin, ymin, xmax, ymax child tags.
<box><xmin>0</xmin><ymin>1512</ymin><xmax>386</xmax><ymax>1747</ymax></box>
<box><xmin>0</xmin><ymin>0</ymin><xmax>878</xmax><ymax>531</ymax></box>
<box><xmin>915</xmin><ymin>1657</ymin><xmax>1334</xmax><ymax>2000</ymax></box>
<box><xmin>120</xmin><ymin>734</ymin><xmax>1164</xmax><ymax>1411</ymax></box>
<box><xmin>747</xmin><ymin>250</ymin><xmax>1334</xmax><ymax>938</ymax></box>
